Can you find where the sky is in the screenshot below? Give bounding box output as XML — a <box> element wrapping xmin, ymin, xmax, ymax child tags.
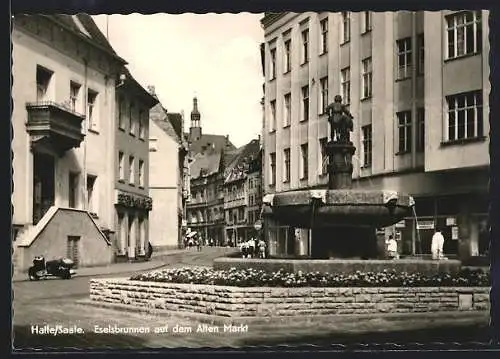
<box><xmin>93</xmin><ymin>14</ymin><xmax>264</xmax><ymax>148</ymax></box>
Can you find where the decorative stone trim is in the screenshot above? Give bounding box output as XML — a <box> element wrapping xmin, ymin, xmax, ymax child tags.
<box><xmin>115</xmin><ymin>190</ymin><xmax>153</xmax><ymax>211</ymax></box>
<box><xmin>90</xmin><ymin>278</ymin><xmax>490</xmax><ymax>318</ymax></box>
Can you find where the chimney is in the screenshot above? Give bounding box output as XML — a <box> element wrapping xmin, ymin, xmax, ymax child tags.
<box><xmin>147</xmin><ymin>85</ymin><xmax>156</xmax><ymax>96</ymax></box>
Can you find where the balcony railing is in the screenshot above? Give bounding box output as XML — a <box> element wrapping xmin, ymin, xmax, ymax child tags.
<box><xmin>25</xmin><ymin>101</ymin><xmax>85</xmax><ymax>154</ymax></box>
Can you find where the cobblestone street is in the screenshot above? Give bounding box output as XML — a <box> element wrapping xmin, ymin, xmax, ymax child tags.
<box><xmin>12</xmin><ymin>248</ymin><xmax>493</xmax><ymax>350</ymax></box>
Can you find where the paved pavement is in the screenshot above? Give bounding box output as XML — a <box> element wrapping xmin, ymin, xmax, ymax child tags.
<box><xmin>12</xmin><ymin>246</ymin><xmax>233</xmax><ymax>283</ymax></box>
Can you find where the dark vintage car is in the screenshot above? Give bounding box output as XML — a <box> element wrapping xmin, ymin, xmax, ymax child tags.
<box><xmin>28</xmin><ymin>256</ymin><xmax>76</xmax><ymax>280</ymax></box>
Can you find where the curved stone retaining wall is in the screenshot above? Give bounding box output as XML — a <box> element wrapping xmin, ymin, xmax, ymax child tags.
<box><xmin>90</xmin><ymin>278</ymin><xmax>489</xmax><ymax>318</ymax></box>
<box><xmin>212</xmin><ymin>258</ymin><xmax>462</xmax><ymax>275</ymax></box>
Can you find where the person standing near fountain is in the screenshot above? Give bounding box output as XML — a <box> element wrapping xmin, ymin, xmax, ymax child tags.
<box><xmin>431</xmin><ymin>228</ymin><xmax>445</xmax><ymax>260</ymax></box>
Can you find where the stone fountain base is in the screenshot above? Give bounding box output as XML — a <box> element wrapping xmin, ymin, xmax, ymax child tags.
<box><xmin>212</xmin><ymin>257</ymin><xmax>462</xmax><ymax>276</ymax></box>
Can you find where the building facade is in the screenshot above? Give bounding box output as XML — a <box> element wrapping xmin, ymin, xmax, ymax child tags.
<box><xmin>148</xmin><ymin>92</ymin><xmax>188</xmax><ymax>251</ymax></box>
<box><xmin>261</xmin><ymin>11</ymin><xmax>489</xmax><ymax>261</ymax></box>
<box><xmin>114</xmin><ymin>68</ymin><xmax>158</xmax><ymax>261</ymax></box>
<box><xmin>11</xmin><ymin>14</ymin><xmax>126</xmax><ymax>270</ymax></box>
<box><xmin>187</xmin><ymin>151</ymin><xmax>225</xmax><ymax>245</ymax></box>
<box><xmin>184</xmin><ymin>97</ymin><xmax>236</xmax><ymax>245</ymax></box>
<box><xmin>223</xmin><ymin>138</ymin><xmax>262</xmax><ymax>246</ymax></box>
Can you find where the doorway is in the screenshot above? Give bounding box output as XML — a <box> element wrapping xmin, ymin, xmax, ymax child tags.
<box><xmin>33</xmin><ymin>152</ymin><xmax>55</xmax><ymax>225</ymax></box>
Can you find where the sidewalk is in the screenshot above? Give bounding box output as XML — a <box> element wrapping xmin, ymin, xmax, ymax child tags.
<box><xmin>11</xmin><ymin>247</ymin><xmax>230</xmax><ymax>283</ymax></box>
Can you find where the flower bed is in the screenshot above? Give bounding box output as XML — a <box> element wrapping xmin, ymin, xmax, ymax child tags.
<box><xmin>130</xmin><ymin>267</ymin><xmax>490</xmax><ymax>288</ymax></box>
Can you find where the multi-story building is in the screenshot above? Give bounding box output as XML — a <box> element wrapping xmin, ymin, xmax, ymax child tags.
<box><xmin>11</xmin><ymin>14</ymin><xmax>126</xmax><ymax>271</ymax></box>
<box><xmin>223</xmin><ymin>138</ymin><xmax>262</xmax><ymax>245</ymax></box>
<box><xmin>114</xmin><ymin>69</ymin><xmax>158</xmax><ymax>261</ymax></box>
<box><xmin>185</xmin><ymin>97</ymin><xmax>236</xmax><ymax>245</ymax></box>
<box><xmin>148</xmin><ymin>89</ymin><xmax>189</xmax><ymax>251</ymax></box>
<box><xmin>187</xmin><ymin>150</ymin><xmax>226</xmax><ymax>245</ymax></box>
<box><xmin>261</xmin><ymin>11</ymin><xmax>489</xmax><ymax>261</ymax></box>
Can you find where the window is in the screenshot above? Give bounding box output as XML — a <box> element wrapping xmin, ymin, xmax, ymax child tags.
<box><xmin>361</xmin><ymin>11</ymin><xmax>372</xmax><ymax>33</ymax></box>
<box><xmin>300</xmin><ymin>144</ymin><xmax>308</xmax><ymax>180</ymax></box>
<box><xmin>319</xmin><ymin>77</ymin><xmax>328</xmax><ymax>114</ymax></box>
<box><xmin>86</xmin><ymin>175</ymin><xmax>97</xmax><ymax>215</ymax></box>
<box><xmin>446</xmin><ymin>11</ymin><xmax>482</xmax><ymax>59</ymax></box>
<box><xmin>341</xmin><ymin>67</ymin><xmax>351</xmax><ymax>104</ymax></box>
<box><xmin>129</xmin><ymin>103</ymin><xmax>136</xmax><ymax>136</ymax></box>
<box><xmin>36</xmin><ymin>65</ymin><xmax>52</xmax><ymax>102</ymax></box>
<box><xmin>320</xmin><ymin>18</ymin><xmax>328</xmax><ymax>54</ymax></box>
<box><xmin>270</xmin><ymin>48</ymin><xmax>277</xmax><ymax>80</ymax></box>
<box><xmin>270</xmin><ymin>100</ymin><xmax>276</xmax><ymax>131</ymax></box>
<box><xmin>69</xmin><ymin>81</ymin><xmax>81</xmax><ymax>112</ymax></box>
<box><xmin>118</xmin><ymin>151</ymin><xmax>125</xmax><ymax>181</ymax></box>
<box><xmin>118</xmin><ymin>97</ymin><xmax>126</xmax><ymax>130</ymax></box>
<box><xmin>341</xmin><ymin>12</ymin><xmax>351</xmax><ymax>43</ymax></box>
<box><xmin>139</xmin><ymin>160</ymin><xmax>145</xmax><ymax>187</ymax></box>
<box><xmin>129</xmin><ymin>156</ymin><xmax>135</xmax><ymax>185</ymax></box>
<box><xmin>68</xmin><ymin>172</ymin><xmax>79</xmax><ymax>208</ymax></box>
<box><xmin>284</xmin><ymin>39</ymin><xmax>291</xmax><ymax>73</ymax></box>
<box><xmin>319</xmin><ymin>137</ymin><xmax>328</xmax><ymax>175</ymax></box>
<box><xmin>446</xmin><ymin>91</ymin><xmax>483</xmax><ymax>141</ymax></box>
<box><xmin>397</xmin><ymin>37</ymin><xmax>412</xmax><ymax>79</ymax></box>
<box><xmin>138</xmin><ymin>109</ymin><xmax>145</xmax><ymax>139</ymax></box>
<box><xmin>301</xmin><ymin>85</ymin><xmax>309</xmax><ymax>122</ymax></box>
<box><xmin>417</xmin><ymin>34</ymin><xmax>425</xmax><ymax>75</ymax></box>
<box><xmin>301</xmin><ymin>29</ymin><xmax>309</xmax><ymax>64</ymax></box>
<box><xmin>361</xmin><ymin>58</ymin><xmax>373</xmax><ymax>99</ymax></box>
<box><xmin>284</xmin><ymin>93</ymin><xmax>291</xmax><ymax>127</ymax></box>
<box><xmin>270</xmin><ymin>152</ymin><xmax>276</xmax><ymax>186</ymax></box>
<box><xmin>87</xmin><ymin>89</ymin><xmax>98</xmax><ymax>130</ymax></box>
<box><xmin>361</xmin><ymin>125</ymin><xmax>372</xmax><ymax>167</ymax></box>
<box><xmin>397</xmin><ymin>111</ymin><xmax>412</xmax><ymax>153</ymax></box>
<box><xmin>149</xmin><ymin>138</ymin><xmax>158</xmax><ymax>152</ymax></box>
<box><xmin>283</xmin><ymin>148</ymin><xmax>291</xmax><ymax>182</ymax></box>
<box><xmin>417</xmin><ymin>108</ymin><xmax>425</xmax><ymax>152</ymax></box>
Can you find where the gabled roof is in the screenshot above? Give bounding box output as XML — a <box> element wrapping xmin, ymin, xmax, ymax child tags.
<box><xmin>150</xmin><ymin>103</ymin><xmax>181</xmax><ymax>144</ymax></box>
<box><xmin>224</xmin><ymin>138</ymin><xmax>261</xmax><ymax>184</ymax></box>
<box><xmin>41</xmin><ymin>14</ymin><xmax>127</xmax><ymax>65</ymax></box>
<box><xmin>119</xmin><ymin>66</ymin><xmax>159</xmax><ymax>109</ymax></box>
<box><xmin>186</xmin><ymin>133</ymin><xmax>236</xmax><ymax>155</ymax></box>
<box><xmin>167</xmin><ymin>113</ymin><xmax>183</xmax><ymax>140</ymax></box>
<box><xmin>190</xmin><ymin>151</ymin><xmax>222</xmax><ymax>180</ymax></box>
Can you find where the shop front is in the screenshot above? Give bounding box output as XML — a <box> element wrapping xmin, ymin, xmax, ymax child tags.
<box><xmin>394</xmin><ymin>193</ymin><xmax>488</xmax><ymax>260</ymax></box>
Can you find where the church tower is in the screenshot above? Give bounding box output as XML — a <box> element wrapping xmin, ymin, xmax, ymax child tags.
<box><xmin>189</xmin><ymin>97</ymin><xmax>202</xmax><ymax>142</ymax></box>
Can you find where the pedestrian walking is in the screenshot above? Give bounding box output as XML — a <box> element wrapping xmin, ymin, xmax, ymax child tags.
<box><xmin>386</xmin><ymin>235</ymin><xmax>398</xmax><ymax>259</ymax></box>
<box><xmin>196</xmin><ymin>236</ymin><xmax>202</xmax><ymax>252</ymax></box>
<box><xmin>240</xmin><ymin>241</ymin><xmax>248</xmax><ymax>258</ymax></box>
<box><xmin>258</xmin><ymin>239</ymin><xmax>266</xmax><ymax>259</ymax></box>
<box><xmin>248</xmin><ymin>237</ymin><xmax>255</xmax><ymax>258</ymax></box>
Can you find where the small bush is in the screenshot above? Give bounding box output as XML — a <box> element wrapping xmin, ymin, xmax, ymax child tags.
<box><xmin>129</xmin><ymin>267</ymin><xmax>490</xmax><ymax>288</ymax></box>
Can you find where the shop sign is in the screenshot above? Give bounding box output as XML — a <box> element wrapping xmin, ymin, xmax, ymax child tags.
<box><xmin>446</xmin><ymin>217</ymin><xmax>457</xmax><ymax>226</ymax></box>
<box><xmin>417</xmin><ymin>220</ymin><xmax>435</xmax><ymax>230</ymax></box>
<box><xmin>395</xmin><ymin>220</ymin><xmax>406</xmax><ymax>228</ymax></box>
<box><xmin>451</xmin><ymin>226</ymin><xmax>459</xmax><ymax>240</ymax></box>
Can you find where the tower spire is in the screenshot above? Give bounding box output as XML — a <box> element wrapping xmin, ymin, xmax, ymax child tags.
<box><xmin>189</xmin><ymin>97</ymin><xmax>202</xmax><ymax>141</ymax></box>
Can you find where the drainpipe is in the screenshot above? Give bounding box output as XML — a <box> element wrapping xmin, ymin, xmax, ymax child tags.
<box><xmin>411</xmin><ymin>12</ymin><xmax>418</xmax><ymax>168</ymax></box>
<box><xmin>82</xmin><ymin>58</ymin><xmax>89</xmax><ymax>211</ymax></box>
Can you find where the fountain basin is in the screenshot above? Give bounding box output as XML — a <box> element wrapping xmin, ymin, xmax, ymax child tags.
<box><xmin>263</xmin><ymin>189</ymin><xmax>414</xmax><ymax>228</ymax></box>
<box><xmin>213</xmin><ymin>258</ymin><xmax>462</xmax><ymax>276</ymax></box>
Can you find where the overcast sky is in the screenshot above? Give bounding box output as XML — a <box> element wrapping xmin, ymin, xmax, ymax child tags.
<box><xmin>93</xmin><ymin>14</ymin><xmax>264</xmax><ymax>148</ymax></box>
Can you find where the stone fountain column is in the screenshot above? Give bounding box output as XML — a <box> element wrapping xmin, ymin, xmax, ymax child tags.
<box><xmin>310</xmin><ymin>96</ymin><xmax>380</xmax><ymax>260</ymax></box>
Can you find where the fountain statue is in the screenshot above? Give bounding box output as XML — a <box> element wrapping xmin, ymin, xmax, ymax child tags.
<box><xmin>261</xmin><ymin>95</ymin><xmax>415</xmax><ymax>260</ymax></box>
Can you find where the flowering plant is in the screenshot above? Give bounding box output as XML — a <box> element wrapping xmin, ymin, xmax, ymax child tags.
<box><xmin>130</xmin><ymin>267</ymin><xmax>490</xmax><ymax>288</ymax></box>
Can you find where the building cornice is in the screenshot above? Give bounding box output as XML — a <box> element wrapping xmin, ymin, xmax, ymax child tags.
<box><xmin>260</xmin><ymin>12</ymin><xmax>288</xmax><ymax>29</ymax></box>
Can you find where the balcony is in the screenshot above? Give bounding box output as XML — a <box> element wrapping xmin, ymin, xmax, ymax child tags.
<box><xmin>25</xmin><ymin>101</ymin><xmax>85</xmax><ymax>155</ymax></box>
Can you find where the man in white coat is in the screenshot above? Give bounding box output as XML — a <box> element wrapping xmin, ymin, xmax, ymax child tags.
<box><xmin>431</xmin><ymin>229</ymin><xmax>445</xmax><ymax>260</ymax></box>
